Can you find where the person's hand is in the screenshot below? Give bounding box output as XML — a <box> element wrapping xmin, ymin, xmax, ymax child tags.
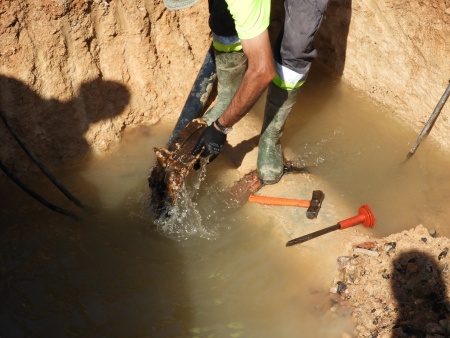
<box><xmin>192</xmin><ymin>123</ymin><xmax>226</xmax><ymax>160</ymax></box>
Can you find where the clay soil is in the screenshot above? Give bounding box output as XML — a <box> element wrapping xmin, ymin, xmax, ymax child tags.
<box><xmin>1</xmin><ymin>1</ymin><xmax>450</xmax><ymax>337</ymax></box>
<box><xmin>1</xmin><ymin>0</ymin><xmax>449</xmax><ymax>167</ymax></box>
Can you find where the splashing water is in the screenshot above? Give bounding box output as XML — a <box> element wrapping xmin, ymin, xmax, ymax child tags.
<box><xmin>154</xmin><ymin>159</ymin><xmax>218</xmax><ymax>241</ymax></box>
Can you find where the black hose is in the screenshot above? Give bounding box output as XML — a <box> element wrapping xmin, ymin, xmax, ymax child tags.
<box><xmin>0</xmin><ymin>159</ymin><xmax>79</xmax><ymax>221</ymax></box>
<box><xmin>0</xmin><ymin>109</ymin><xmax>84</xmax><ymax>207</ymax></box>
<box><xmin>168</xmin><ymin>43</ymin><xmax>217</xmax><ymax>144</ymax></box>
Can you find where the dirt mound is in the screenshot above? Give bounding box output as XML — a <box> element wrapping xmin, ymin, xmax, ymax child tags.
<box><xmin>332</xmin><ymin>225</ymin><xmax>450</xmax><ymax>337</ymax></box>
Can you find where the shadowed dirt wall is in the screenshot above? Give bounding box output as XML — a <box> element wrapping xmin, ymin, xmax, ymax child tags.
<box><xmin>0</xmin><ymin>0</ymin><xmax>211</xmax><ymax>170</ymax></box>
<box><xmin>0</xmin><ymin>0</ymin><xmax>449</xmax><ymax>170</ymax></box>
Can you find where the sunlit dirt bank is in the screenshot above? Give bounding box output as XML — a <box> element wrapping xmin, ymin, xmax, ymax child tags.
<box><xmin>1</xmin><ymin>0</ymin><xmax>449</xmax><ymax>166</ymax></box>
<box><xmin>0</xmin><ymin>0</ymin><xmax>212</xmax><ymax>168</ymax></box>
<box><xmin>1</xmin><ymin>0</ymin><xmax>450</xmax><ymax>337</ymax></box>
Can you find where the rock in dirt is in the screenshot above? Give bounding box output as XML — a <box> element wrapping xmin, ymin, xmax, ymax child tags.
<box><xmin>330</xmin><ymin>225</ymin><xmax>450</xmax><ymax>337</ymax></box>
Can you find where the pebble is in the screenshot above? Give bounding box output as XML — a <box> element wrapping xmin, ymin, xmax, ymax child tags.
<box><xmin>337</xmin><ymin>281</ymin><xmax>347</xmax><ymax>294</ymax></box>
<box><xmin>337</xmin><ymin>256</ymin><xmax>352</xmax><ymax>270</ymax></box>
<box><xmin>383</xmin><ymin>242</ymin><xmax>396</xmax><ymax>254</ymax></box>
<box><xmin>425</xmin><ymin>322</ymin><xmax>445</xmax><ymax>334</ymax></box>
<box><xmin>354</xmin><ymin>241</ymin><xmax>377</xmax><ymax>250</ymax></box>
<box><xmin>354</xmin><ymin>247</ymin><xmax>380</xmax><ymax>257</ymax></box>
<box><xmin>438</xmin><ymin>319</ymin><xmax>448</xmax><ymax>329</ymax></box>
<box><xmin>438</xmin><ymin>247</ymin><xmax>448</xmax><ymax>260</ymax></box>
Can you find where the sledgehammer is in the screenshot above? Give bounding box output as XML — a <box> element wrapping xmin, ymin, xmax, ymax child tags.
<box><xmin>248</xmin><ymin>190</ymin><xmax>325</xmax><ymax>219</ymax></box>
<box><xmin>286</xmin><ymin>204</ymin><xmax>376</xmax><ymax>246</ymax></box>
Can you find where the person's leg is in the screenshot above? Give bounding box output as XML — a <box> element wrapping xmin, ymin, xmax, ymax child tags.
<box><xmin>274</xmin><ymin>0</ymin><xmax>329</xmax><ymax>89</ymax></box>
<box><xmin>257</xmin><ymin>82</ymin><xmax>300</xmax><ymax>184</ymax></box>
<box><xmin>257</xmin><ymin>0</ymin><xmax>328</xmax><ymax>184</ymax></box>
<box><xmin>202</xmin><ymin>47</ymin><xmax>247</xmax><ymax>124</ymax></box>
<box><xmin>203</xmin><ymin>0</ymin><xmax>248</xmax><ymax>125</ymax></box>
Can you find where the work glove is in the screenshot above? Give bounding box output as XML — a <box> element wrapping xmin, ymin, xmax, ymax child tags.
<box><xmin>192</xmin><ymin>123</ymin><xmax>226</xmax><ymax>161</ymax></box>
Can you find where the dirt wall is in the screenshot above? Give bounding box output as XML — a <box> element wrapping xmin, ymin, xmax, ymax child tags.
<box><xmin>0</xmin><ymin>0</ymin><xmax>449</xmax><ymax>169</ymax></box>
<box><xmin>316</xmin><ymin>0</ymin><xmax>450</xmax><ymax>148</ymax></box>
<box><xmin>0</xmin><ymin>0</ymin><xmax>211</xmax><ymax>169</ymax></box>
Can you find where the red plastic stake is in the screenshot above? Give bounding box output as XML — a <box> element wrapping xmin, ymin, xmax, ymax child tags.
<box><xmin>286</xmin><ymin>204</ymin><xmax>376</xmax><ymax>246</ymax></box>
<box><xmin>338</xmin><ymin>205</ymin><xmax>376</xmax><ymax>229</ymax></box>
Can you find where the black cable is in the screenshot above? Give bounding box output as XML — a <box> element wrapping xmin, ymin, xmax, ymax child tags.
<box><xmin>0</xmin><ymin>109</ymin><xmax>83</xmax><ymax>207</ymax></box>
<box><xmin>0</xmin><ymin>159</ymin><xmax>79</xmax><ymax>220</ymax></box>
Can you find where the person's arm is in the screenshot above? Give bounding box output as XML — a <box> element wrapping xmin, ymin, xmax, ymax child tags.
<box><xmin>192</xmin><ymin>0</ymin><xmax>273</xmax><ymax>158</ymax></box>
<box><xmin>192</xmin><ymin>29</ymin><xmax>274</xmax><ymax>158</ymax></box>
<box><xmin>215</xmin><ymin>29</ymin><xmax>275</xmax><ymax>129</ymax></box>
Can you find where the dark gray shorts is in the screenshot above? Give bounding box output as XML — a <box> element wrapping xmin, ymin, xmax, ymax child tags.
<box><xmin>276</xmin><ymin>0</ymin><xmax>329</xmax><ymax>75</ymax></box>
<box><xmin>208</xmin><ymin>0</ymin><xmax>329</xmax><ymax>76</ymax></box>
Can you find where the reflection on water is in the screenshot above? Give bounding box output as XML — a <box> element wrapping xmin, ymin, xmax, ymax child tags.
<box><xmin>1</xmin><ymin>66</ymin><xmax>450</xmax><ymax>336</ymax></box>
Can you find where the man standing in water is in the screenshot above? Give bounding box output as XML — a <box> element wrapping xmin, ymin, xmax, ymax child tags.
<box><xmin>163</xmin><ymin>0</ymin><xmax>329</xmax><ymax>184</ymax></box>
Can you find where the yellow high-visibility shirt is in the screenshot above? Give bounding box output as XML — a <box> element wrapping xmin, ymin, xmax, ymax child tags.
<box><xmin>225</xmin><ymin>0</ymin><xmax>271</xmax><ymax>40</ymax></box>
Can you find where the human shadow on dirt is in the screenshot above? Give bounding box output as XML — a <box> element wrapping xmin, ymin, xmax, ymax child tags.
<box><xmin>0</xmin><ymin>76</ymin><xmax>194</xmax><ymax>337</ymax></box>
<box><xmin>315</xmin><ymin>0</ymin><xmax>352</xmax><ymax>76</ymax></box>
<box><xmin>223</xmin><ymin>135</ymin><xmax>259</xmax><ymax>168</ymax></box>
<box><xmin>0</xmin><ymin>75</ymin><xmax>130</xmax><ymax>169</ymax></box>
<box><xmin>0</xmin><ymin>74</ymin><xmax>132</xmax><ymax>219</ymax></box>
<box><xmin>391</xmin><ymin>250</ymin><xmax>449</xmax><ymax>337</ymax></box>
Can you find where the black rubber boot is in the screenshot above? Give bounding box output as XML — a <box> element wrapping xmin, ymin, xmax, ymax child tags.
<box><xmin>257</xmin><ymin>82</ymin><xmax>300</xmax><ymax>184</ymax></box>
<box><xmin>202</xmin><ymin>50</ymin><xmax>247</xmax><ymax>124</ymax></box>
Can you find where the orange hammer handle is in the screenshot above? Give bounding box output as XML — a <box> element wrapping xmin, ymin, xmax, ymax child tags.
<box><xmin>248</xmin><ymin>195</ymin><xmax>310</xmax><ymax>208</ymax></box>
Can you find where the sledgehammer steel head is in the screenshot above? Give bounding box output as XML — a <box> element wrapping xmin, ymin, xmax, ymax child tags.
<box><xmin>306</xmin><ymin>190</ymin><xmax>325</xmax><ymax>219</ymax></box>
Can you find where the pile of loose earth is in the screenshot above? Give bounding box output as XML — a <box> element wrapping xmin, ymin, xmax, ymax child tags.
<box><xmin>331</xmin><ymin>225</ymin><xmax>450</xmax><ymax>338</ymax></box>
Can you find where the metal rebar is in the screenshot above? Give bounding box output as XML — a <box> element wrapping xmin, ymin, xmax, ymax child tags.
<box><xmin>286</xmin><ymin>223</ymin><xmax>340</xmax><ymax>246</ymax></box>
<box><xmin>408</xmin><ymin>79</ymin><xmax>450</xmax><ymax>158</ymax></box>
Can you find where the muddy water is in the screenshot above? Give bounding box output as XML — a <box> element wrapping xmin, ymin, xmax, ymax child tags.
<box><xmin>1</xmin><ymin>66</ymin><xmax>450</xmax><ymax>337</ymax></box>
<box><xmin>281</xmin><ymin>69</ymin><xmax>450</xmax><ymax>238</ymax></box>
